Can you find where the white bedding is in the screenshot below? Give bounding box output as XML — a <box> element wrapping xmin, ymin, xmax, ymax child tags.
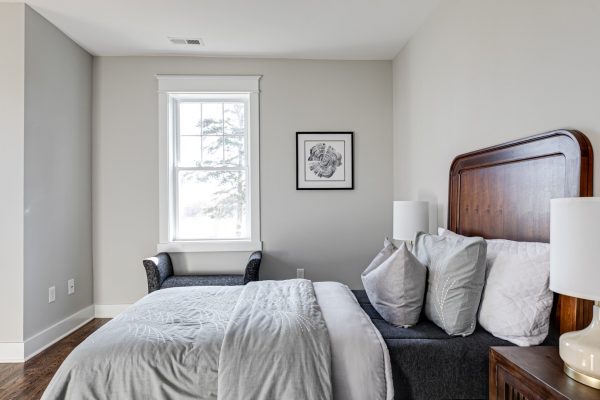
<box><xmin>315</xmin><ymin>282</ymin><xmax>394</xmax><ymax>400</ymax></box>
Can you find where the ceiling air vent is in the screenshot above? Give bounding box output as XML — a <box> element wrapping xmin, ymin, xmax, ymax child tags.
<box><xmin>168</xmin><ymin>37</ymin><xmax>205</xmax><ymax>46</ymax></box>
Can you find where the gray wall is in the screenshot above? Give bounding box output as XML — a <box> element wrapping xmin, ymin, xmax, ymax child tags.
<box><xmin>393</xmin><ymin>0</ymin><xmax>600</xmax><ymax>226</ymax></box>
<box><xmin>24</xmin><ymin>7</ymin><xmax>93</xmax><ymax>339</ymax></box>
<box><xmin>93</xmin><ymin>57</ymin><xmax>393</xmax><ymax>306</ymax></box>
<box><xmin>0</xmin><ymin>2</ymin><xmax>25</xmax><ymax>343</ymax></box>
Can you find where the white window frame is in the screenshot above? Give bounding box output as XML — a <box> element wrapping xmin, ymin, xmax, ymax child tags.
<box><xmin>156</xmin><ymin>75</ymin><xmax>261</xmax><ymax>252</ymax></box>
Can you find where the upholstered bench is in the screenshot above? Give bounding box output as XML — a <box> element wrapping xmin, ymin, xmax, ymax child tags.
<box><xmin>142</xmin><ymin>251</ymin><xmax>262</xmax><ymax>293</ymax></box>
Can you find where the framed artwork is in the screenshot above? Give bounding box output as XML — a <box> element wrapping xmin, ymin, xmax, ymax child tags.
<box><xmin>296</xmin><ymin>132</ymin><xmax>354</xmax><ymax>190</ymax></box>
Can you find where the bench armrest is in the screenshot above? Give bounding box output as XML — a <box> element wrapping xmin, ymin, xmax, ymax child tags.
<box><xmin>142</xmin><ymin>253</ymin><xmax>174</xmax><ymax>293</ymax></box>
<box><xmin>243</xmin><ymin>251</ymin><xmax>262</xmax><ymax>284</ymax></box>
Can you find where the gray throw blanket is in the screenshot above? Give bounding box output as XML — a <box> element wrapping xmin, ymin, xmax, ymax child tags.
<box><xmin>42</xmin><ymin>280</ymin><xmax>331</xmax><ymax>400</ymax></box>
<box><xmin>219</xmin><ymin>280</ymin><xmax>332</xmax><ymax>399</ymax></box>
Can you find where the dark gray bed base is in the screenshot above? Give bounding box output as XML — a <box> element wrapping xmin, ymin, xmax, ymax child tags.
<box><xmin>352</xmin><ymin>290</ymin><xmax>558</xmax><ymax>400</ymax></box>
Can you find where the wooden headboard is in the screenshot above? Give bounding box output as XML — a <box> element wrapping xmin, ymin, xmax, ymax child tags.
<box><xmin>448</xmin><ymin>129</ymin><xmax>593</xmax><ymax>334</ymax></box>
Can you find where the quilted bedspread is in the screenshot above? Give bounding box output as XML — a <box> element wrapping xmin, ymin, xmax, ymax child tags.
<box><xmin>42</xmin><ymin>280</ymin><xmax>331</xmax><ymax>400</ymax></box>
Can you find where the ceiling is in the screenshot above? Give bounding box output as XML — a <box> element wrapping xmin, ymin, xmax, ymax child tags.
<box><xmin>15</xmin><ymin>0</ymin><xmax>440</xmax><ymax>59</ymax></box>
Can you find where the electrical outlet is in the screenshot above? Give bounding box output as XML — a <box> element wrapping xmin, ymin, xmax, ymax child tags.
<box><xmin>48</xmin><ymin>286</ymin><xmax>56</xmax><ymax>303</ymax></box>
<box><xmin>68</xmin><ymin>279</ymin><xmax>75</xmax><ymax>295</ymax></box>
<box><xmin>296</xmin><ymin>268</ymin><xmax>305</xmax><ymax>279</ymax></box>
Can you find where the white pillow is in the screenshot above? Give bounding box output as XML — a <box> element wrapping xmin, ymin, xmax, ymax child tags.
<box><xmin>438</xmin><ymin>228</ymin><xmax>553</xmax><ymax>346</ymax></box>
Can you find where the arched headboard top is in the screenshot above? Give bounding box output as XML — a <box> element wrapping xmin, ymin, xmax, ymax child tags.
<box><xmin>447</xmin><ymin>129</ymin><xmax>593</xmax><ymax>333</ymax></box>
<box><xmin>448</xmin><ymin>129</ymin><xmax>593</xmax><ymax>242</ymax></box>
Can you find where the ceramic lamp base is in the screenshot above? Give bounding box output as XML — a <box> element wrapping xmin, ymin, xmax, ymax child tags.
<box><xmin>559</xmin><ymin>303</ymin><xmax>600</xmax><ymax>389</ymax></box>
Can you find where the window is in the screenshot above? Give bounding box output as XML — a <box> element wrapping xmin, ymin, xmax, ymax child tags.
<box><xmin>157</xmin><ymin>76</ymin><xmax>261</xmax><ymax>252</ymax></box>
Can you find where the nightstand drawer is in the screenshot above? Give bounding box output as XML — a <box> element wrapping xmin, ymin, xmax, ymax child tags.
<box><xmin>495</xmin><ymin>363</ymin><xmax>550</xmax><ymax>400</ymax></box>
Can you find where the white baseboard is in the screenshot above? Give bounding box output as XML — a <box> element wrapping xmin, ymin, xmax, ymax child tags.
<box><xmin>23</xmin><ymin>305</ymin><xmax>95</xmax><ymax>361</ymax></box>
<box><xmin>94</xmin><ymin>304</ymin><xmax>131</xmax><ymax>318</ymax></box>
<box><xmin>0</xmin><ymin>342</ymin><xmax>25</xmax><ymax>363</ymax></box>
<box><xmin>0</xmin><ymin>304</ymin><xmax>131</xmax><ymax>362</ymax></box>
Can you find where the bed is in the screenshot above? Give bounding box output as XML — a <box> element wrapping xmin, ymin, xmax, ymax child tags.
<box><xmin>354</xmin><ymin>129</ymin><xmax>594</xmax><ymax>400</ymax></box>
<box><xmin>42</xmin><ymin>280</ymin><xmax>393</xmax><ymax>400</ymax></box>
<box><xmin>43</xmin><ymin>129</ymin><xmax>594</xmax><ymax>400</ymax></box>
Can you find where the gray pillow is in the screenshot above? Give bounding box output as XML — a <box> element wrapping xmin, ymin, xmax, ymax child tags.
<box><xmin>413</xmin><ymin>232</ymin><xmax>487</xmax><ymax>336</ymax></box>
<box><xmin>363</xmin><ymin>237</ymin><xmax>396</xmax><ymax>276</ymax></box>
<box><xmin>362</xmin><ymin>241</ymin><xmax>427</xmax><ymax>327</ymax></box>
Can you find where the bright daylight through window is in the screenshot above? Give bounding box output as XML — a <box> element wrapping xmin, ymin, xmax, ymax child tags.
<box><xmin>157</xmin><ymin>76</ymin><xmax>261</xmax><ymax>252</ymax></box>
<box><xmin>176</xmin><ymin>95</ymin><xmax>248</xmax><ymax>240</ymax></box>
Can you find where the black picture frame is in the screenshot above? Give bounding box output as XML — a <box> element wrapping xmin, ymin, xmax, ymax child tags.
<box><xmin>296</xmin><ymin>132</ymin><xmax>354</xmax><ymax>190</ymax></box>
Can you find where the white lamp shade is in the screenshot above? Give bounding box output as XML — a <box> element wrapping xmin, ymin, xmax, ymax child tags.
<box><xmin>550</xmin><ymin>197</ymin><xmax>600</xmax><ymax>301</ymax></box>
<box><xmin>393</xmin><ymin>201</ymin><xmax>429</xmax><ymax>241</ymax></box>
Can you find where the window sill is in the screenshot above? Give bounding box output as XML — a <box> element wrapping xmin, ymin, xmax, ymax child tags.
<box><xmin>156</xmin><ymin>240</ymin><xmax>262</xmax><ymax>253</ymax></box>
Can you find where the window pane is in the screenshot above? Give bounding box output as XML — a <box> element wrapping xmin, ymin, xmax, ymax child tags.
<box><xmin>224</xmin><ymin>103</ymin><xmax>245</xmax><ymax>135</ymax></box>
<box><xmin>224</xmin><ymin>136</ymin><xmax>245</xmax><ymax>166</ymax></box>
<box><xmin>177</xmin><ymin>170</ymin><xmax>248</xmax><ymax>240</ymax></box>
<box><xmin>201</xmin><ymin>136</ymin><xmax>224</xmax><ymax>166</ymax></box>
<box><xmin>202</xmin><ymin>103</ymin><xmax>223</xmax><ymax>134</ymax></box>
<box><xmin>179</xmin><ymin>103</ymin><xmax>202</xmax><ymax>135</ymax></box>
<box><xmin>179</xmin><ymin>136</ymin><xmax>202</xmax><ymax>167</ymax></box>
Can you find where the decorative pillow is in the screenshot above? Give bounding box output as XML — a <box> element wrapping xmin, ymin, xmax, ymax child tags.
<box><xmin>362</xmin><ymin>237</ymin><xmax>396</xmax><ymax>277</ymax></box>
<box><xmin>438</xmin><ymin>228</ymin><xmax>552</xmax><ymax>346</ymax></box>
<box><xmin>413</xmin><ymin>232</ymin><xmax>487</xmax><ymax>336</ymax></box>
<box><xmin>361</xmin><ymin>242</ymin><xmax>427</xmax><ymax>327</ymax></box>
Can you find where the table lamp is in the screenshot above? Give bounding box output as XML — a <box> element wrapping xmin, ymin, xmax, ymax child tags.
<box><xmin>550</xmin><ymin>197</ymin><xmax>600</xmax><ymax>389</ymax></box>
<box><xmin>393</xmin><ymin>201</ymin><xmax>429</xmax><ymax>245</ymax></box>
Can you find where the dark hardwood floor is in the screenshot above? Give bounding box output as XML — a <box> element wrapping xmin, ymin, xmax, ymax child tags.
<box><xmin>0</xmin><ymin>318</ymin><xmax>109</xmax><ymax>400</ymax></box>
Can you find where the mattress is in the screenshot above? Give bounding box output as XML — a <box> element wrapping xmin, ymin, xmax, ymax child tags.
<box><xmin>352</xmin><ymin>290</ymin><xmax>558</xmax><ymax>400</ymax></box>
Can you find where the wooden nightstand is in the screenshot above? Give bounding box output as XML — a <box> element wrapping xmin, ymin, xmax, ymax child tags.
<box><xmin>489</xmin><ymin>346</ymin><xmax>600</xmax><ymax>400</ymax></box>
